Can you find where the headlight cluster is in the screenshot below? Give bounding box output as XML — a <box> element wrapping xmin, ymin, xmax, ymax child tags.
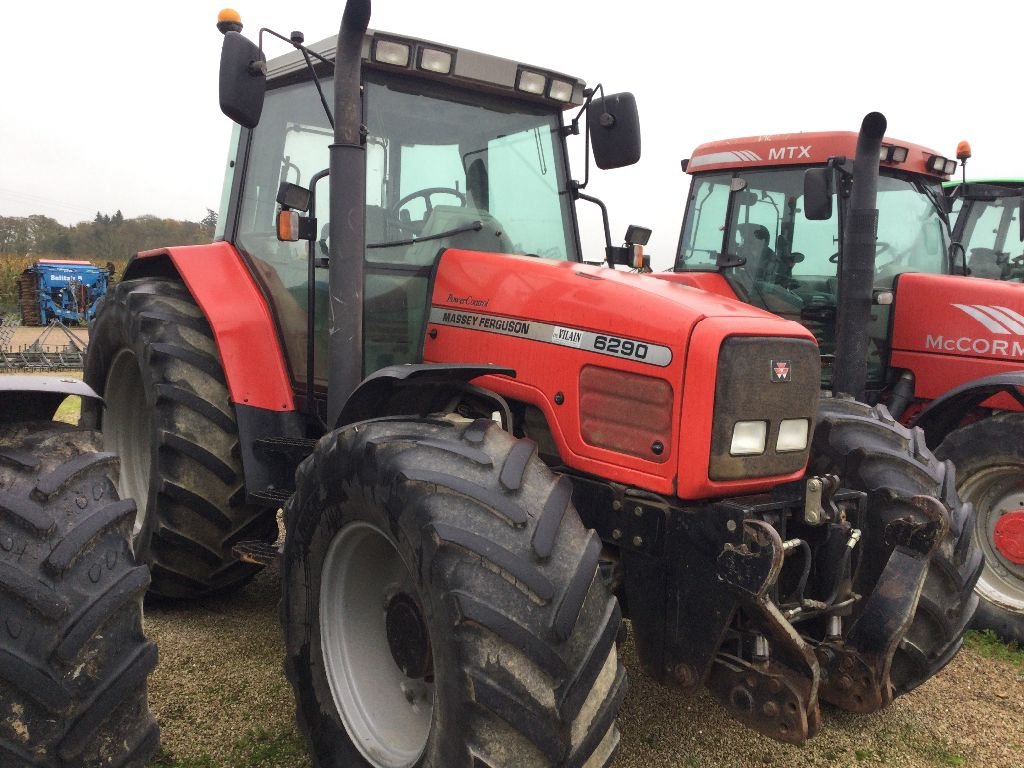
<box><xmin>730</xmin><ymin>418</ymin><xmax>810</xmax><ymax>456</ymax></box>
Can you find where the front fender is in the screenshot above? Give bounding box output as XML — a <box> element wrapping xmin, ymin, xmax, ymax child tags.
<box><xmin>912</xmin><ymin>372</ymin><xmax>1024</xmax><ymax>448</ymax></box>
<box><xmin>337</xmin><ymin>363</ymin><xmax>516</xmax><ymax>429</ymax></box>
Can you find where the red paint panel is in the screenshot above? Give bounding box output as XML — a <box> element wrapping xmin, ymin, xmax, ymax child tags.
<box><xmin>426</xmin><ymin>249</ymin><xmax>814</xmax><ymax>498</ymax></box>
<box><xmin>686</xmin><ymin>131</ymin><xmax>948</xmax><ymax>179</ymax></box>
<box><xmin>133</xmin><ymin>244</ymin><xmax>295</xmax><ymax>412</ymax></box>
<box><xmin>890</xmin><ymin>273</ymin><xmax>1024</xmax><ymax>404</ymax></box>
<box><xmin>652</xmin><ymin>272</ymin><xmax>740</xmax><ymax>300</ymax></box>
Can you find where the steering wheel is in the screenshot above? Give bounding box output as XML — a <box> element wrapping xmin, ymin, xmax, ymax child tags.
<box><xmin>387</xmin><ymin>187</ymin><xmax>467</xmax><ymax>234</ymax></box>
<box><xmin>828</xmin><ymin>241</ymin><xmax>891</xmax><ymax>263</ymax></box>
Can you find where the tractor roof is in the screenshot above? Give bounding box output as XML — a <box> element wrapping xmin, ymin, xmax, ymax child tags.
<box><xmin>685</xmin><ymin>131</ymin><xmax>951</xmax><ymax>180</ymax></box>
<box><xmin>265</xmin><ymin>29</ymin><xmax>587</xmax><ymax>110</ymax></box>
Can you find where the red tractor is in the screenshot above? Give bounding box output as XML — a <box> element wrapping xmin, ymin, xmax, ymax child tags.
<box><xmin>670</xmin><ymin>118</ymin><xmax>1024</xmax><ymax>644</ymax></box>
<box><xmin>54</xmin><ymin>5</ymin><xmax>978</xmax><ymax>768</ymax></box>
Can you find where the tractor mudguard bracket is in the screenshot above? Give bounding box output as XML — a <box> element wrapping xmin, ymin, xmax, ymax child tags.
<box><xmin>817</xmin><ymin>494</ymin><xmax>950</xmax><ymax>712</ymax></box>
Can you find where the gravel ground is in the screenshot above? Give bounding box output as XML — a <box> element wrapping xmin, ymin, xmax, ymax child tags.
<box><xmin>146</xmin><ymin>566</ymin><xmax>1024</xmax><ymax>768</ymax></box>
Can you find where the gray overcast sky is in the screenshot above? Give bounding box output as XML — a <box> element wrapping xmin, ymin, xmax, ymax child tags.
<box><xmin>1</xmin><ymin>0</ymin><xmax>1018</xmax><ymax>269</ymax></box>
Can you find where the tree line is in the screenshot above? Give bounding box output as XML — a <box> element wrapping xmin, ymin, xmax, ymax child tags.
<box><xmin>0</xmin><ymin>209</ymin><xmax>218</xmax><ymax>261</ymax></box>
<box><xmin>0</xmin><ymin>209</ymin><xmax>218</xmax><ymax>314</ymax></box>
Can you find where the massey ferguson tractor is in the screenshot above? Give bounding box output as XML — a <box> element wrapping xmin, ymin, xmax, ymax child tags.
<box><xmin>64</xmin><ymin>3</ymin><xmax>977</xmax><ymax>767</ymax></box>
<box><xmin>670</xmin><ymin>120</ymin><xmax>1022</xmax><ymax>645</ymax></box>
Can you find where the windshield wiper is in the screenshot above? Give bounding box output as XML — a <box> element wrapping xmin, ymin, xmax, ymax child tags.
<box><xmin>367</xmin><ymin>221</ymin><xmax>483</xmax><ymax>249</ymax></box>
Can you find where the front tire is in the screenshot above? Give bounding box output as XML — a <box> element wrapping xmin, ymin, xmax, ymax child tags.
<box><xmin>282</xmin><ymin>416</ymin><xmax>625</xmax><ymax>768</ymax></box>
<box><xmin>0</xmin><ymin>423</ymin><xmax>158</xmax><ymax>767</ymax></box>
<box><xmin>936</xmin><ymin>412</ymin><xmax>1024</xmax><ymax>644</ymax></box>
<box><xmin>84</xmin><ymin>276</ymin><xmax>276</xmax><ymax>599</ymax></box>
<box><xmin>811</xmin><ymin>397</ymin><xmax>983</xmax><ymax>694</ymax></box>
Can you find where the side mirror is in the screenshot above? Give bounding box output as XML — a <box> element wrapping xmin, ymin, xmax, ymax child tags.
<box><xmin>219</xmin><ymin>31</ymin><xmax>267</xmax><ymax>128</ymax></box>
<box><xmin>803</xmin><ymin>168</ymin><xmax>833</xmax><ymax>220</ymax></box>
<box><xmin>588</xmin><ymin>93</ymin><xmax>641</xmax><ymax>170</ymax></box>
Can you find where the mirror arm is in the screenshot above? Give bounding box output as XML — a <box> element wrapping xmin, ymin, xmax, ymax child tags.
<box><xmin>574</xmin><ymin>186</ymin><xmax>614</xmax><ymax>264</ymax></box>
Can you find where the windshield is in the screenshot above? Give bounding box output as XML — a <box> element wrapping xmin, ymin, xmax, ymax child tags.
<box><xmin>675</xmin><ymin>167</ymin><xmax>951</xmax><ymax>385</ymax></box>
<box><xmin>231</xmin><ymin>70</ymin><xmax>577</xmax><ymax>385</ymax></box>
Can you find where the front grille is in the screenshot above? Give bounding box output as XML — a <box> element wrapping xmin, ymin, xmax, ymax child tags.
<box><xmin>579</xmin><ymin>365</ymin><xmax>673</xmax><ymax>463</ymax></box>
<box><xmin>709</xmin><ymin>336</ymin><xmax>819</xmax><ymax>480</ymax></box>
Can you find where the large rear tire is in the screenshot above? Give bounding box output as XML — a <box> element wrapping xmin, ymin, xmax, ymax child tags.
<box><xmin>282</xmin><ymin>416</ymin><xmax>625</xmax><ymax>768</ymax></box>
<box><xmin>936</xmin><ymin>412</ymin><xmax>1024</xmax><ymax>644</ymax></box>
<box><xmin>810</xmin><ymin>397</ymin><xmax>983</xmax><ymax>694</ymax></box>
<box><xmin>84</xmin><ymin>276</ymin><xmax>276</xmax><ymax>599</ymax></box>
<box><xmin>0</xmin><ymin>423</ymin><xmax>158</xmax><ymax>767</ymax></box>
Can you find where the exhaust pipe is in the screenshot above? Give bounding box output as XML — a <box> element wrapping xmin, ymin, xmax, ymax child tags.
<box><xmin>832</xmin><ymin>112</ymin><xmax>886</xmax><ymax>401</ymax></box>
<box><xmin>327</xmin><ymin>0</ymin><xmax>371</xmax><ymax>427</ymax></box>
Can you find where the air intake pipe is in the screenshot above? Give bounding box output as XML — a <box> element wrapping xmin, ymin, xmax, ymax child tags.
<box><xmin>327</xmin><ymin>0</ymin><xmax>371</xmax><ymax>427</ymax></box>
<box><xmin>832</xmin><ymin>111</ymin><xmax>885</xmax><ymax>401</ymax></box>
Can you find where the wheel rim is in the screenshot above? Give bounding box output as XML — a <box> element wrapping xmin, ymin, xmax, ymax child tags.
<box><xmin>321</xmin><ymin>522</ymin><xmax>433</xmax><ymax>768</ymax></box>
<box><xmin>104</xmin><ymin>349</ymin><xmax>152</xmax><ymax>545</ymax></box>
<box><xmin>961</xmin><ymin>464</ymin><xmax>1024</xmax><ymax>612</ymax></box>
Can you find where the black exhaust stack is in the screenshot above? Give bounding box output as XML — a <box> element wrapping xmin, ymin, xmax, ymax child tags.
<box><xmin>327</xmin><ymin>0</ymin><xmax>371</xmax><ymax>427</ymax></box>
<box><xmin>832</xmin><ymin>112</ymin><xmax>886</xmax><ymax>401</ymax></box>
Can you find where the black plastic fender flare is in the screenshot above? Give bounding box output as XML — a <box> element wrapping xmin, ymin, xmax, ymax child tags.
<box><xmin>911</xmin><ymin>371</ymin><xmax>1024</xmax><ymax>449</ymax></box>
<box><xmin>336</xmin><ymin>362</ymin><xmax>516</xmax><ymax>429</ymax></box>
<box><xmin>0</xmin><ymin>375</ymin><xmax>101</xmax><ymax>424</ymax></box>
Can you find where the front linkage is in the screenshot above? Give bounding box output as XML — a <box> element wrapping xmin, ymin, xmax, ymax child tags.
<box><xmin>575</xmin><ymin>471</ymin><xmax>951</xmax><ymax>743</ymax></box>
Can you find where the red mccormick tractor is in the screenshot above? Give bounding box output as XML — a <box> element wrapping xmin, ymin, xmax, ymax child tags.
<box><xmin>671</xmin><ymin>117</ymin><xmax>1023</xmax><ymax>644</ymax></box>
<box><xmin>0</xmin><ymin>379</ymin><xmax>157</xmax><ymax>767</ymax></box>
<box><xmin>82</xmin><ymin>6</ymin><xmax>976</xmax><ymax>766</ymax></box>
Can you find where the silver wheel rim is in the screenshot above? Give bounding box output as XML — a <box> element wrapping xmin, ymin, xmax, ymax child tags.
<box><xmin>320</xmin><ymin>521</ymin><xmax>433</xmax><ymax>768</ymax></box>
<box><xmin>962</xmin><ymin>464</ymin><xmax>1024</xmax><ymax>612</ymax></box>
<box><xmin>104</xmin><ymin>348</ymin><xmax>151</xmax><ymax>547</ymax></box>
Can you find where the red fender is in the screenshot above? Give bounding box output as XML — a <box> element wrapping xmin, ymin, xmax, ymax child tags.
<box><xmin>128</xmin><ymin>243</ymin><xmax>296</xmax><ymax>412</ymax></box>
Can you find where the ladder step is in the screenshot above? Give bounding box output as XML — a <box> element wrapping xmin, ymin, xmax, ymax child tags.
<box><xmin>232</xmin><ymin>539</ymin><xmax>282</xmax><ymax>566</ymax></box>
<box><xmin>250</xmin><ymin>487</ymin><xmax>294</xmax><ymax>507</ymax></box>
<box><xmin>254</xmin><ymin>436</ymin><xmax>318</xmax><ymax>461</ymax></box>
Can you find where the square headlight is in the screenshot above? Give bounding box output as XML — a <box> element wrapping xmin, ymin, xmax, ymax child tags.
<box><xmin>777</xmin><ymin>418</ymin><xmax>810</xmax><ymax>452</ymax></box>
<box><xmin>730</xmin><ymin>420</ymin><xmax>768</xmax><ymax>456</ymax></box>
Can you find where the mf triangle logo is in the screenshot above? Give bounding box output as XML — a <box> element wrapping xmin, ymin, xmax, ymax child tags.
<box><xmin>771</xmin><ymin>359</ymin><xmax>792</xmax><ymax>382</ymax></box>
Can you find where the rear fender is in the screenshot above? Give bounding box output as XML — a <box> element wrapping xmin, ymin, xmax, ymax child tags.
<box><xmin>125</xmin><ymin>244</ymin><xmax>295</xmax><ymax>412</ymax></box>
<box><xmin>0</xmin><ymin>376</ymin><xmax>101</xmax><ymax>424</ymax></box>
<box><xmin>912</xmin><ymin>371</ymin><xmax>1024</xmax><ymax>448</ymax></box>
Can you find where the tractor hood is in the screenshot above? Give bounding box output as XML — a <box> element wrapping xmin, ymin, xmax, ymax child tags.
<box><xmin>426</xmin><ymin>250</ymin><xmax>813</xmax><ymax>365</ymax></box>
<box><xmin>425</xmin><ymin>249</ymin><xmax>819</xmax><ymax>498</ymax></box>
<box><xmin>890</xmin><ymin>272</ymin><xmax>1024</xmax><ymax>399</ymax></box>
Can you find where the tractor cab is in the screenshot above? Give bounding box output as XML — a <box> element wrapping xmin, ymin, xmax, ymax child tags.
<box><xmin>673</xmin><ymin>132</ymin><xmax>956</xmax><ymax>390</ymax></box>
<box><xmin>216</xmin><ymin>21</ymin><xmax>639</xmax><ymax>399</ymax></box>
<box><xmin>944</xmin><ymin>178</ymin><xmax>1024</xmax><ymax>281</ymax></box>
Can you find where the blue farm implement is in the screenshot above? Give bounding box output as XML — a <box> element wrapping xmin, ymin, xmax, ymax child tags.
<box><xmin>17</xmin><ymin>259</ymin><xmax>109</xmax><ymax>326</ymax></box>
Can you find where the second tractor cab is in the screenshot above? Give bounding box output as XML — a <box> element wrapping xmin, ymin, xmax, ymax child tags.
<box><xmin>944</xmin><ymin>173</ymin><xmax>1024</xmax><ymax>282</ymax></box>
<box><xmin>669</xmin><ymin>119</ymin><xmax>1024</xmax><ymax>646</ymax></box>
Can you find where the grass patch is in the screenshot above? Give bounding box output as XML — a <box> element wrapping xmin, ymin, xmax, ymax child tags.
<box><xmin>147</xmin><ymin>727</ymin><xmax>308</xmax><ymax>768</ymax></box>
<box><xmin>54</xmin><ymin>394</ymin><xmax>81</xmax><ymax>425</ymax></box>
<box><xmin>964</xmin><ymin>629</ymin><xmax>1024</xmax><ymax>673</ymax></box>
